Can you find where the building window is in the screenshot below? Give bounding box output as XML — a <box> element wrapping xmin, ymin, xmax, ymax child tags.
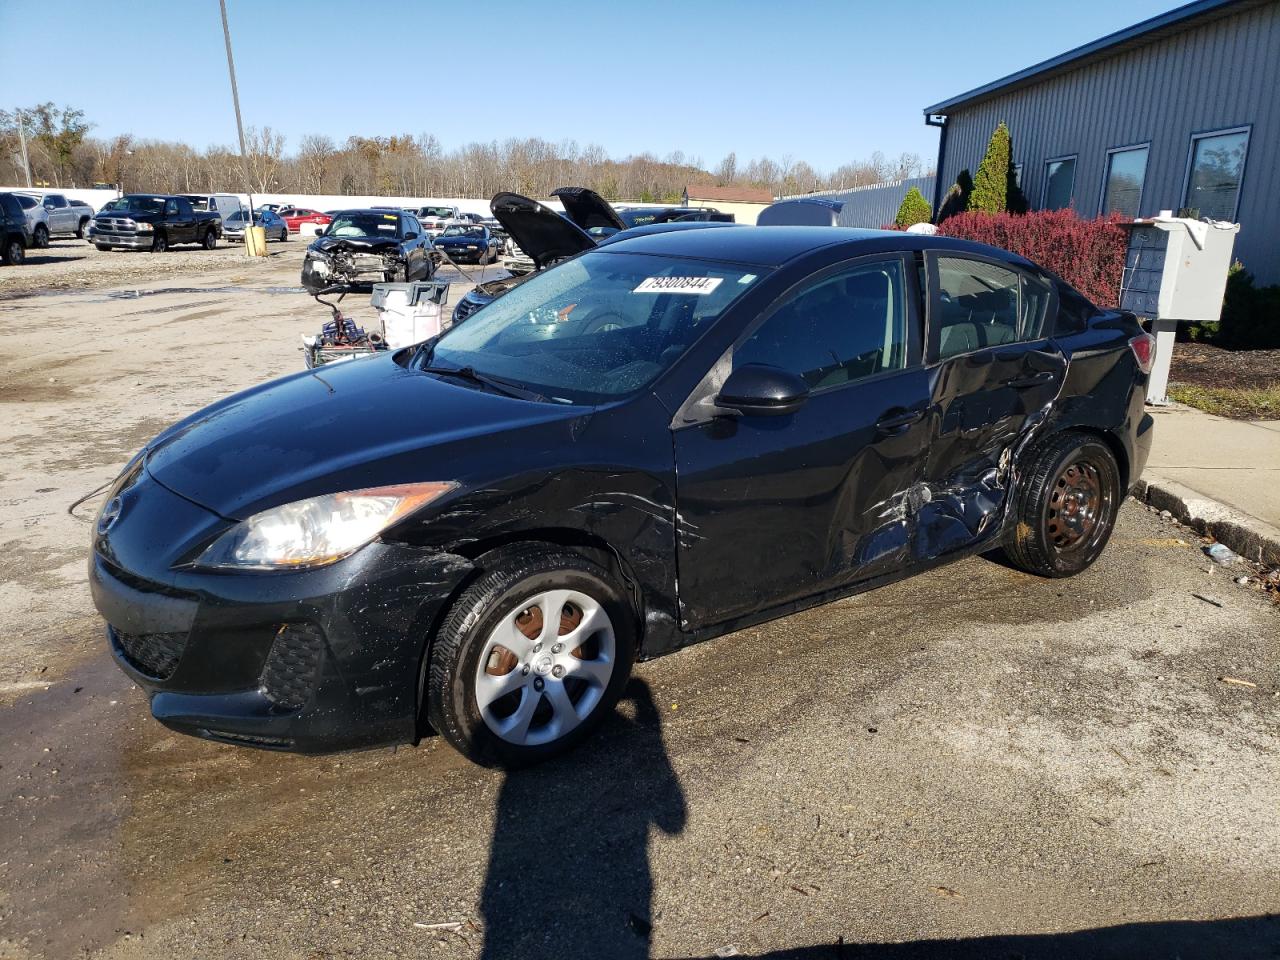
<box><xmin>1043</xmin><ymin>156</ymin><xmax>1076</xmax><ymax>210</ymax></box>
<box><xmin>1102</xmin><ymin>144</ymin><xmax>1149</xmax><ymax>218</ymax></box>
<box><xmin>1184</xmin><ymin>126</ymin><xmax>1250</xmax><ymax>222</ymax></box>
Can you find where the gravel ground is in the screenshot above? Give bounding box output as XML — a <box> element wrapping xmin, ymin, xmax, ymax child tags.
<box><xmin>0</xmin><ymin>251</ymin><xmax>1277</xmax><ymax>960</ymax></box>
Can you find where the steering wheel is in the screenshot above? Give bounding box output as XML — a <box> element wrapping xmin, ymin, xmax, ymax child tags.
<box><xmin>581</xmin><ymin>310</ymin><xmax>628</xmax><ymax>334</ymax></box>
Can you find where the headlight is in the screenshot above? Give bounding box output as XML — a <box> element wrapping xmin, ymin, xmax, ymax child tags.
<box><xmin>466</xmin><ymin>245</ymin><xmax>478</xmax><ymax>250</ymax></box>
<box><xmin>195</xmin><ymin>482</ymin><xmax>455</xmax><ymax>570</ymax></box>
<box><xmin>135</xmin><ymin>222</ymin><xmax>153</xmax><ymax>232</ymax></box>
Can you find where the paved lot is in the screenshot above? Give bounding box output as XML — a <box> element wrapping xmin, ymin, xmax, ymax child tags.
<box><xmin>1</xmin><ymin>242</ymin><xmax>1278</xmax><ymax>960</ymax></box>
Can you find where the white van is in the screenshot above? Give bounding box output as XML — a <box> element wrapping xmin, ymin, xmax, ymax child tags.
<box><xmin>178</xmin><ymin>194</ymin><xmax>244</xmax><ymax>221</ymax></box>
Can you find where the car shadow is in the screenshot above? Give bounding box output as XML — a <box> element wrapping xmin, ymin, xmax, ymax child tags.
<box><xmin>479</xmin><ymin>678</ymin><xmax>687</xmax><ymax>959</ymax></box>
<box><xmin>17</xmin><ymin>253</ymin><xmax>86</xmax><ymax>266</ymax></box>
<box><xmin>664</xmin><ymin>914</ymin><xmax>1280</xmax><ymax>958</ymax></box>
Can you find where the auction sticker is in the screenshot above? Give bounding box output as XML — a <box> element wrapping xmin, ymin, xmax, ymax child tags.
<box><xmin>633</xmin><ymin>276</ymin><xmax>724</xmax><ymax>295</ymax></box>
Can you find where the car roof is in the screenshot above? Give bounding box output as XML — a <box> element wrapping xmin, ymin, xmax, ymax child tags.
<box><xmin>594</xmin><ymin>225</ymin><xmax>1033</xmax><ymax>269</ymax></box>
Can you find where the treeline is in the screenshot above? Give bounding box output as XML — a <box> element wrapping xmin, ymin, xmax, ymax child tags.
<box><xmin>1</xmin><ymin>103</ymin><xmax>928</xmax><ymax>202</ymax></box>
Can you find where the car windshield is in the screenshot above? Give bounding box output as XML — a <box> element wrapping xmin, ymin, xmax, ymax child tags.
<box><xmin>441</xmin><ymin>225</ymin><xmax>484</xmax><ymax>238</ymax></box>
<box><xmin>426</xmin><ymin>251</ymin><xmax>766</xmax><ymax>404</ymax></box>
<box><xmin>419</xmin><ymin>207</ymin><xmax>454</xmax><ymax>218</ymax></box>
<box><xmin>328</xmin><ymin>212</ymin><xmax>400</xmax><ymax>238</ymax></box>
<box><xmin>101</xmin><ymin>196</ymin><xmax>165</xmax><ymax>214</ymax></box>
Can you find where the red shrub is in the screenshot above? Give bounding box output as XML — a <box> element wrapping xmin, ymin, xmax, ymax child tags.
<box><xmin>937</xmin><ymin>209</ymin><xmax>1129</xmax><ymax>308</ymax></box>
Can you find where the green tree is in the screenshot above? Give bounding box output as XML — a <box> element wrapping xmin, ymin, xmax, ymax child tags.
<box><xmin>971</xmin><ymin>123</ymin><xmax>1013</xmax><ymax>213</ymax></box>
<box><xmin>937</xmin><ymin>169</ymin><xmax>973</xmax><ymax>222</ymax></box>
<box><xmin>894</xmin><ymin>186</ymin><xmax>933</xmax><ymax>227</ymax></box>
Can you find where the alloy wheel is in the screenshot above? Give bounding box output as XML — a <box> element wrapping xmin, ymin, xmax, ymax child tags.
<box><xmin>473</xmin><ymin>589</ymin><xmax>616</xmax><ymax>747</ymax></box>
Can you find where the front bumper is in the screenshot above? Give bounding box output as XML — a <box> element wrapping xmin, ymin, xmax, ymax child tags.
<box><xmin>89</xmin><ymin>470</ymin><xmax>475</xmax><ymax>752</ymax></box>
<box><xmin>89</xmin><ymin>230</ymin><xmax>153</xmax><ymax>249</ymax></box>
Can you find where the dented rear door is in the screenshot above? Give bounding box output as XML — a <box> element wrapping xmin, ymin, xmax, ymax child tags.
<box><xmin>917</xmin><ymin>253</ymin><xmax>1067</xmax><ymax>558</ymax></box>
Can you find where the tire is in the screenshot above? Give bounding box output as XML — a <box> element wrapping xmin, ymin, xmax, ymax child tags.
<box><xmin>33</xmin><ymin>224</ymin><xmax>49</xmax><ymax>249</ymax></box>
<box><xmin>151</xmin><ymin>232</ymin><xmax>168</xmax><ymax>253</ymax></box>
<box><xmin>426</xmin><ymin>546</ymin><xmax>636</xmax><ymax>767</ymax></box>
<box><xmin>202</xmin><ymin>229</ymin><xmax>217</xmax><ymax>250</ymax></box>
<box><xmin>95</xmin><ymin>244</ymin><xmax>110</xmax><ymax>252</ymax></box>
<box><xmin>2</xmin><ymin>237</ymin><xmax>24</xmax><ymax>265</ymax></box>
<box><xmin>280</xmin><ymin>227</ymin><xmax>289</xmax><ymax>242</ymax></box>
<box><xmin>76</xmin><ymin>217</ymin><xmax>90</xmax><ymax>240</ymax></box>
<box><xmin>1002</xmin><ymin>431</ymin><xmax>1121</xmax><ymax>578</ymax></box>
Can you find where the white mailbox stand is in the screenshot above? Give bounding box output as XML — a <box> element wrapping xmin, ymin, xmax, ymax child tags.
<box><xmin>1119</xmin><ymin>216</ymin><xmax>1240</xmax><ymax>404</ymax></box>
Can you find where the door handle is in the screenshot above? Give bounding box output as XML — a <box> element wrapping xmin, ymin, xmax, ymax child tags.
<box><xmin>1002</xmin><ymin>371</ymin><xmax>1056</xmax><ymax>388</ymax></box>
<box><xmin>875</xmin><ymin>408</ymin><xmax>926</xmax><ymax>434</ymax></box>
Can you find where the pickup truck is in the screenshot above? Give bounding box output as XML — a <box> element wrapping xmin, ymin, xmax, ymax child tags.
<box><xmin>16</xmin><ymin>192</ymin><xmax>94</xmax><ymax>244</ymax></box>
<box><xmin>89</xmin><ymin>194</ymin><xmax>223</xmax><ymax>252</ymax></box>
<box><xmin>414</xmin><ymin>204</ymin><xmax>461</xmax><ymax>238</ymax></box>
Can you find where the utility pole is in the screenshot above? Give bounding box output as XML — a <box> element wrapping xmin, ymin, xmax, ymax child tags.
<box><xmin>218</xmin><ymin>0</ymin><xmax>256</xmax><ymax>229</ymax></box>
<box><xmin>15</xmin><ymin>109</ymin><xmax>32</xmax><ymax>188</ymax></box>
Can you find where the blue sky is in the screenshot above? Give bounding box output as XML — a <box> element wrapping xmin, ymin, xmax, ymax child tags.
<box><xmin>2</xmin><ymin>0</ymin><xmax>1184</xmax><ymax>173</ymax></box>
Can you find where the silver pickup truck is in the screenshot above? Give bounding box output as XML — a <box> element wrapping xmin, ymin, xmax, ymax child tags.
<box><xmin>16</xmin><ymin>192</ymin><xmax>93</xmax><ymax>246</ymax></box>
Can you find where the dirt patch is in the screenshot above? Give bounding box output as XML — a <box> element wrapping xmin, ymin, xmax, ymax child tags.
<box><xmin>1168</xmin><ymin>342</ymin><xmax>1280</xmax><ymax>419</ymax></box>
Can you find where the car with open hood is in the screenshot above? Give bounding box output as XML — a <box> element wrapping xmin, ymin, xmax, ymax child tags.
<box><xmin>90</xmin><ymin>224</ymin><xmax>1154</xmax><ymax>765</ymax></box>
<box><xmin>301</xmin><ymin>209</ymin><xmax>435</xmax><ymax>293</ymax></box>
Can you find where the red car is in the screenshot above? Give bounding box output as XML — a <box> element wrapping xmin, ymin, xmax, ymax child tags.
<box><xmin>281</xmin><ymin>208</ymin><xmax>332</xmax><ymax>233</ymax></box>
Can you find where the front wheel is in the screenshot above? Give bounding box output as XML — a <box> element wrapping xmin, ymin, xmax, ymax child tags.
<box><xmin>33</xmin><ymin>224</ymin><xmax>49</xmax><ymax>249</ymax></box>
<box><xmin>1002</xmin><ymin>432</ymin><xmax>1121</xmax><ymax>578</ymax></box>
<box><xmin>2</xmin><ymin>237</ymin><xmax>24</xmax><ymax>265</ymax></box>
<box><xmin>77</xmin><ymin>218</ymin><xmax>90</xmax><ymax>240</ymax></box>
<box><xmin>151</xmin><ymin>232</ymin><xmax>168</xmax><ymax>253</ymax></box>
<box><xmin>426</xmin><ymin>547</ymin><xmax>636</xmax><ymax>767</ymax></box>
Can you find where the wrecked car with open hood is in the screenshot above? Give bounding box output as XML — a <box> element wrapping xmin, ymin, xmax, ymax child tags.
<box><xmin>301</xmin><ymin>209</ymin><xmax>435</xmax><ymax>293</ymax></box>
<box><xmin>90</xmin><ymin>225</ymin><xmax>1153</xmax><ymax>765</ymax></box>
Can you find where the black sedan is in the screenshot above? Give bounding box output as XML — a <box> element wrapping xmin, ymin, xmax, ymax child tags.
<box><xmin>90</xmin><ymin>226</ymin><xmax>1154</xmax><ymax>764</ymax></box>
<box><xmin>301</xmin><ymin>209</ymin><xmax>434</xmax><ymax>293</ymax></box>
<box><xmin>432</xmin><ymin>223</ymin><xmax>500</xmax><ymax>264</ymax></box>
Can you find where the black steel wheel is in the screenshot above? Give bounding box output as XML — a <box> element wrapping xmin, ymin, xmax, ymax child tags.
<box><xmin>426</xmin><ymin>545</ymin><xmax>635</xmax><ymax>767</ymax></box>
<box><xmin>1002</xmin><ymin>431</ymin><xmax>1121</xmax><ymax>578</ymax></box>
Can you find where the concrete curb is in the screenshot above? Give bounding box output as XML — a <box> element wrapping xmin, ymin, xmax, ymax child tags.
<box><xmin>1133</xmin><ymin>472</ymin><xmax>1280</xmax><ymax>567</ymax></box>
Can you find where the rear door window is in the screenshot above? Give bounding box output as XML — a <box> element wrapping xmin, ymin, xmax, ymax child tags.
<box><xmin>933</xmin><ymin>256</ymin><xmax>1050</xmax><ymax>359</ymax></box>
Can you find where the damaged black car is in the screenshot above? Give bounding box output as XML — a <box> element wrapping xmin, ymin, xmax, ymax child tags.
<box><xmin>302</xmin><ymin>209</ymin><xmax>435</xmax><ymax>293</ymax></box>
<box><xmin>90</xmin><ymin>225</ymin><xmax>1154</xmax><ymax>765</ymax></box>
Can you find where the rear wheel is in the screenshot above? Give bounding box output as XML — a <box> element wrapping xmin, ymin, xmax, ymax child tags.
<box><xmin>1002</xmin><ymin>432</ymin><xmax>1121</xmax><ymax>578</ymax></box>
<box><xmin>426</xmin><ymin>546</ymin><xmax>635</xmax><ymax>766</ymax></box>
<box><xmin>33</xmin><ymin>224</ymin><xmax>49</xmax><ymax>249</ymax></box>
<box><xmin>151</xmin><ymin>232</ymin><xmax>168</xmax><ymax>253</ymax></box>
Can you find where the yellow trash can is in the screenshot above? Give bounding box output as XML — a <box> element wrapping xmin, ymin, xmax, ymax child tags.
<box><xmin>244</xmin><ymin>225</ymin><xmax>268</xmax><ymax>257</ymax></box>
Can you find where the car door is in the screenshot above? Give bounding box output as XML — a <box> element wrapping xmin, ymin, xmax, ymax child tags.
<box><xmin>672</xmin><ymin>254</ymin><xmax>933</xmax><ymax>629</ymax></box>
<box><xmin>165</xmin><ymin>198</ymin><xmax>190</xmax><ymax>243</ymax></box>
<box><xmin>45</xmin><ymin>195</ymin><xmax>70</xmax><ymax>232</ymax></box>
<box><xmin>917</xmin><ymin>252</ymin><xmax>1065</xmax><ymax>557</ymax></box>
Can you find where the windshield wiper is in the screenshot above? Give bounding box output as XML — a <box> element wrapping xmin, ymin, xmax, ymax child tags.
<box><xmin>420</xmin><ymin>364</ymin><xmax>547</xmax><ymax>402</ymax></box>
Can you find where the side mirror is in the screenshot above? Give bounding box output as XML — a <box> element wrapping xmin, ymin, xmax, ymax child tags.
<box><xmin>404</xmin><ymin>231</ymin><xmax>418</xmax><ymax>241</ymax></box>
<box><xmin>715</xmin><ymin>364</ymin><xmax>810</xmax><ymax>417</ymax></box>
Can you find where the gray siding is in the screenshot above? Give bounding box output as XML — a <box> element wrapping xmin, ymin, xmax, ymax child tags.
<box><xmin>936</xmin><ymin>0</ymin><xmax>1280</xmax><ymax>283</ymax></box>
<box><xmin>784</xmin><ymin>176</ymin><xmax>938</xmax><ymax>228</ymax></box>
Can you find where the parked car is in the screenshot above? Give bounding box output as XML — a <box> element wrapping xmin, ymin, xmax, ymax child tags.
<box><xmin>16</xmin><ymin>192</ymin><xmax>93</xmax><ymax>243</ymax></box>
<box><xmin>178</xmin><ymin>193</ymin><xmax>244</xmax><ymax>221</ymax></box>
<box><xmin>223</xmin><ymin>208</ymin><xmax>289</xmax><ymax>242</ymax></box>
<box><xmin>432</xmin><ymin>223</ymin><xmax>500</xmax><ymax>264</ymax></box>
<box><xmin>415</xmin><ymin>205</ymin><xmax>461</xmax><ymax>238</ymax></box>
<box><xmin>301</xmin><ymin>209</ymin><xmax>434</xmax><ymax>292</ymax></box>
<box><xmin>614</xmin><ymin>206</ymin><xmax>734</xmax><ymax>234</ymax></box>
<box><xmin>11</xmin><ymin>194</ymin><xmax>50</xmax><ymax>248</ymax></box>
<box><xmin>0</xmin><ymin>192</ymin><xmax>33</xmax><ymax>265</ymax></box>
<box><xmin>281</xmin><ymin>208</ymin><xmax>331</xmax><ymax>233</ymax></box>
<box><xmin>89</xmin><ymin>195</ymin><xmax>223</xmax><ymax>252</ymax></box>
<box><xmin>87</xmin><ymin>224</ymin><xmax>1156</xmax><ymax>763</ymax></box>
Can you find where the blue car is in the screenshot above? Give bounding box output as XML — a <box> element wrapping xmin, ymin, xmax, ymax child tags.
<box><xmin>432</xmin><ymin>223</ymin><xmax>499</xmax><ymax>264</ymax></box>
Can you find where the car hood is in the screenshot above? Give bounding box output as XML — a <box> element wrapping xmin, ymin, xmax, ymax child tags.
<box><xmin>143</xmin><ymin>352</ymin><xmax>581</xmax><ymax>521</ymax></box>
<box><xmin>551</xmin><ymin>187</ymin><xmax>626</xmax><ymax>234</ymax></box>
<box><xmin>489</xmin><ymin>192</ymin><xmax>595</xmax><ymax>270</ymax></box>
<box><xmin>434</xmin><ymin>234</ymin><xmax>484</xmax><ymax>245</ymax></box>
<box><xmin>307</xmin><ymin>235</ymin><xmax>401</xmax><ymax>255</ymax></box>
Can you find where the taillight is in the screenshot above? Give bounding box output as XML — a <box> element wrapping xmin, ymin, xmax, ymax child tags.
<box><xmin>1129</xmin><ymin>333</ymin><xmax>1155</xmax><ymax>374</ymax></box>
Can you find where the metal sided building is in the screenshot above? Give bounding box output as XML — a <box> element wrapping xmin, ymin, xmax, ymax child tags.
<box><xmin>923</xmin><ymin>0</ymin><xmax>1280</xmax><ymax>283</ymax></box>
